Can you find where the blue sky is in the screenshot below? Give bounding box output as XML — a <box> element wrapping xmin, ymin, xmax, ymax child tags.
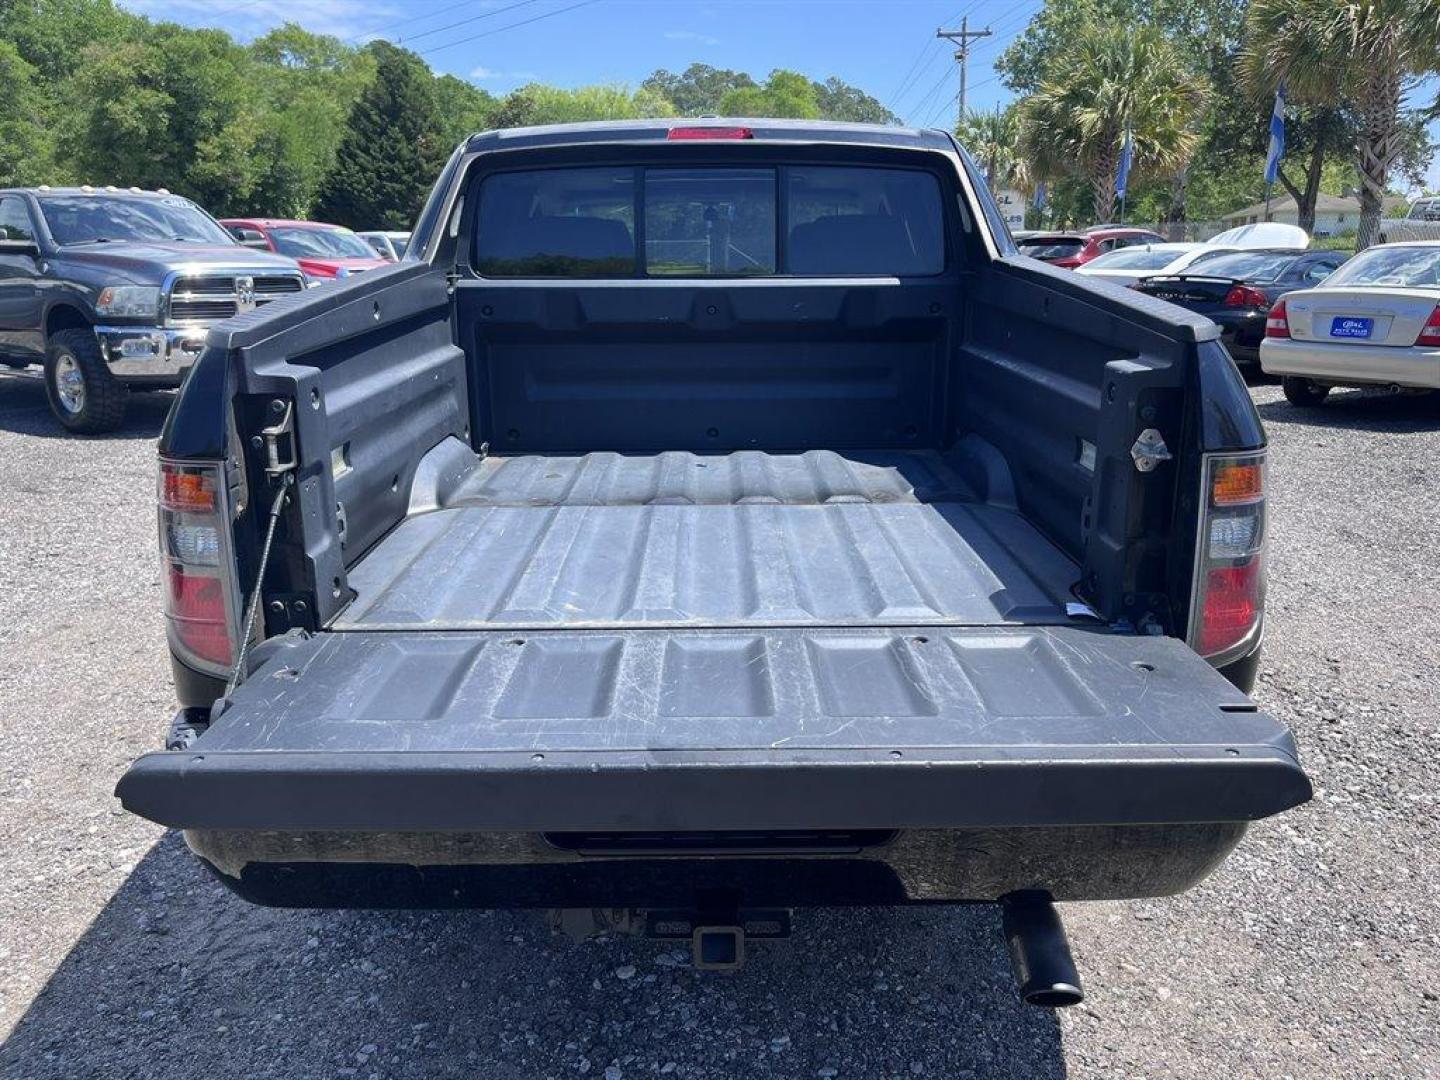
<box><xmin>121</xmin><ymin>0</ymin><xmax>1438</xmax><ymax>192</ymax></box>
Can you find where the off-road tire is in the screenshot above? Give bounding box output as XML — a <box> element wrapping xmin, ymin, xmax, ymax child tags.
<box><xmin>44</xmin><ymin>328</ymin><xmax>128</xmax><ymax>433</ymax></box>
<box><xmin>1282</xmin><ymin>376</ymin><xmax>1330</xmax><ymax>408</ymax></box>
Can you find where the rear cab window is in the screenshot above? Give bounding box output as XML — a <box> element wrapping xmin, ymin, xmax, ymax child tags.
<box><xmin>472</xmin><ymin>163</ymin><xmax>947</xmax><ymax>278</ymax></box>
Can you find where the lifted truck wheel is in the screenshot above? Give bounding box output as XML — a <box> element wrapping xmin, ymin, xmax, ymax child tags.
<box><xmin>1282</xmin><ymin>376</ymin><xmax>1330</xmax><ymax>408</ymax></box>
<box><xmin>44</xmin><ymin>328</ymin><xmax>128</xmax><ymax>433</ymax></box>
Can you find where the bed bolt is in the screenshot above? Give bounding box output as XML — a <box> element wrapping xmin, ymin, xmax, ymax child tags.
<box><xmin>270</xmin><ymin>399</ymin><xmax>285</xmax><ymax>414</ymax></box>
<box><xmin>268</xmin><ymin>600</ymin><xmax>284</xmax><ymax>614</ymax></box>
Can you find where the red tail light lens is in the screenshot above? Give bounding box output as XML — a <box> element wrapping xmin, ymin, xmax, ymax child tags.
<box><xmin>159</xmin><ymin>460</ymin><xmax>237</xmax><ymax>675</ymax></box>
<box><xmin>667</xmin><ymin>126</ymin><xmax>753</xmax><ymax>140</ymax></box>
<box><xmin>1224</xmin><ymin>285</ymin><xmax>1269</xmax><ymax>308</ymax></box>
<box><xmin>166</xmin><ymin>563</ymin><xmax>233</xmax><ymax>666</ymax></box>
<box><xmin>1189</xmin><ymin>451</ymin><xmax>1266</xmax><ymax>664</ymax></box>
<box><xmin>1416</xmin><ymin>304</ymin><xmax>1440</xmax><ymax>347</ymax></box>
<box><xmin>1264</xmin><ymin>298</ymin><xmax>1290</xmax><ymax>339</ymax></box>
<box><xmin>1198</xmin><ymin>560</ymin><xmax>1263</xmax><ymax>656</ymax></box>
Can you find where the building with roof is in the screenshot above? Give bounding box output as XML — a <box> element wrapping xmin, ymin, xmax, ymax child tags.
<box><xmin>1221</xmin><ymin>192</ymin><xmax>1406</xmax><ymax>236</ymax></box>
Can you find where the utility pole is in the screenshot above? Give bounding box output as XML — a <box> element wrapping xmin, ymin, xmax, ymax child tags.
<box><xmin>936</xmin><ymin>16</ymin><xmax>992</xmax><ymax>129</ymax></box>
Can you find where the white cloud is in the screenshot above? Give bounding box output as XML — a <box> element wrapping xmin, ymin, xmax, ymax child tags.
<box><xmin>663</xmin><ymin>30</ymin><xmax>720</xmax><ymax>46</ymax></box>
<box><xmin>469</xmin><ymin>66</ymin><xmax>538</xmax><ymax>82</ymax></box>
<box><xmin>119</xmin><ymin>0</ymin><xmax>405</xmax><ymax>43</ymax></box>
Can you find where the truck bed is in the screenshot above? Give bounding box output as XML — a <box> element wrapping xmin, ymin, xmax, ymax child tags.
<box><xmin>335</xmin><ymin>450</ymin><xmax>1079</xmax><ymax>631</ymax></box>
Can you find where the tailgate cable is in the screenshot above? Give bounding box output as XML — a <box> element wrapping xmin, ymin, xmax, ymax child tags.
<box><xmin>223</xmin><ymin>401</ymin><xmax>297</xmax><ymax>699</ymax></box>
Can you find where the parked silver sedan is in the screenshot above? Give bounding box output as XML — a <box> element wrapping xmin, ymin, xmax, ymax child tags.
<box><xmin>1259</xmin><ymin>241</ymin><xmax>1440</xmax><ymax>406</ymax></box>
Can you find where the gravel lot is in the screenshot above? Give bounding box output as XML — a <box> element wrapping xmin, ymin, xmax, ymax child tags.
<box><xmin>1</xmin><ymin>372</ymin><xmax>1437</xmax><ymax>1079</ymax></box>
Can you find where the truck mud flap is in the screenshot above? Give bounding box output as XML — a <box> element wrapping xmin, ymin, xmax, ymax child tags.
<box><xmin>118</xmin><ymin>626</ymin><xmax>1310</xmax><ymax>832</ymax></box>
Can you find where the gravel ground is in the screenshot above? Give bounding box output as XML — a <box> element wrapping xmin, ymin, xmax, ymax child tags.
<box><xmin>1</xmin><ymin>372</ymin><xmax>1437</xmax><ymax>1079</ymax></box>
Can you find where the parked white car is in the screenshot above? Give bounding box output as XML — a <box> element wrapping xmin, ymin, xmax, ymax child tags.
<box><xmin>1075</xmin><ymin>243</ymin><xmax>1202</xmax><ymax>286</ymax></box>
<box><xmin>358</xmin><ymin>230</ymin><xmax>411</xmax><ymax>261</ymax></box>
<box><xmin>1259</xmin><ymin>241</ymin><xmax>1440</xmax><ymax>405</ymax></box>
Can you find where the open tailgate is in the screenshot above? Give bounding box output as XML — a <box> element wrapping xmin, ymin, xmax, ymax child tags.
<box><xmin>118</xmin><ymin>626</ymin><xmax>1310</xmax><ymax>832</ymax></box>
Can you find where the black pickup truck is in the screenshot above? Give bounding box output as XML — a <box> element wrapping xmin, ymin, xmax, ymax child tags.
<box><xmin>0</xmin><ymin>187</ymin><xmax>304</xmax><ymax>432</ymax></box>
<box><xmin>117</xmin><ymin>120</ymin><xmax>1310</xmax><ymax>1004</ymax></box>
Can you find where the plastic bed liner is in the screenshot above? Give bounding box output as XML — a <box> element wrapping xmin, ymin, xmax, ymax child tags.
<box><xmin>335</xmin><ymin>450</ymin><xmax>1078</xmax><ymax>631</ymax></box>
<box><xmin>117</xmin><ymin>625</ymin><xmax>1312</xmax><ymax>833</ymax></box>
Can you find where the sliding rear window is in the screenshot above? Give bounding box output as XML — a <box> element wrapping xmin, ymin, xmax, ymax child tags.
<box><xmin>475</xmin><ymin>167</ymin><xmax>636</xmax><ymax>277</ymax></box>
<box><xmin>474</xmin><ymin>164</ymin><xmax>946</xmax><ymax>278</ymax></box>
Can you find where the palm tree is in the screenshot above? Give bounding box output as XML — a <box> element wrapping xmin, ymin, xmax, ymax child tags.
<box><xmin>1016</xmin><ymin>24</ymin><xmax>1207</xmax><ymax>224</ymax></box>
<box><xmin>1243</xmin><ymin>0</ymin><xmax>1440</xmax><ymax>249</ymax></box>
<box><xmin>956</xmin><ymin>104</ymin><xmax>1029</xmax><ymax>195</ymax></box>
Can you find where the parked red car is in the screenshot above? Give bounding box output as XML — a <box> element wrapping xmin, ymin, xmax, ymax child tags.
<box><xmin>1017</xmin><ymin>226</ymin><xmax>1167</xmax><ymax>269</ymax></box>
<box><xmin>220</xmin><ymin>218</ymin><xmax>389</xmax><ymax>281</ymax></box>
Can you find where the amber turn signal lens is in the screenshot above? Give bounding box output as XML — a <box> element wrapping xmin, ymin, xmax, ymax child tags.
<box><xmin>160</xmin><ymin>466</ymin><xmax>217</xmax><ymax>514</ymax></box>
<box><xmin>1211</xmin><ymin>462</ymin><xmax>1263</xmax><ymax>506</ymax></box>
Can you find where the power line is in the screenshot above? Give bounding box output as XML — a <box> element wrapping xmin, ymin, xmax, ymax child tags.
<box><xmin>418</xmin><ymin>0</ymin><xmax>602</xmax><ymax>57</ymax></box>
<box><xmin>887</xmin><ymin>37</ymin><xmax>941</xmax><ymax>109</ymax></box>
<box><xmin>393</xmin><ymin>0</ymin><xmax>549</xmax><ymax>46</ymax></box>
<box><xmin>345</xmin><ymin>0</ymin><xmax>489</xmax><ymax>43</ymax></box>
<box><xmin>907</xmin><ymin>61</ymin><xmax>960</xmax><ymax>127</ymax></box>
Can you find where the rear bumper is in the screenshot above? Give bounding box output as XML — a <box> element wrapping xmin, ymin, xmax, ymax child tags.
<box><xmin>1260</xmin><ymin>336</ymin><xmax>1440</xmax><ymax>389</ymax></box>
<box><xmin>122</xmin><ymin>741</ymin><xmax>1309</xmax><ymax>834</ymax></box>
<box><xmin>1215</xmin><ymin>312</ymin><xmax>1265</xmax><ymax>364</ymax></box>
<box><xmin>184</xmin><ymin>823</ymin><xmax>1250</xmax><ymax>907</ymax></box>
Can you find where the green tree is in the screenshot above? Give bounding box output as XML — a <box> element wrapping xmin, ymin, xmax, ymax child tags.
<box><xmin>956</xmin><ymin>105</ymin><xmax>1028</xmax><ymax>193</ymax></box>
<box><xmin>247</xmin><ymin>24</ymin><xmax>377</xmax><ymax>217</ymax></box>
<box><xmin>313</xmin><ymin>41</ymin><xmax>448</xmax><ymax>229</ymax></box>
<box><xmin>0</xmin><ymin>0</ymin><xmax>142</xmax><ymax>82</ymax></box>
<box><xmin>1017</xmin><ymin>24</ymin><xmax>1208</xmax><ymax>223</ymax></box>
<box><xmin>812</xmin><ymin>77</ymin><xmax>899</xmax><ymax>124</ymax></box>
<box><xmin>719</xmin><ymin>70</ymin><xmax>821</xmax><ymax>118</ymax></box>
<box><xmin>433</xmin><ymin>74</ymin><xmax>498</xmax><ymax>147</ymax></box>
<box><xmin>0</xmin><ymin>41</ymin><xmax>54</xmax><ymax>186</ymax></box>
<box><xmin>491</xmin><ymin>83</ymin><xmax>673</xmax><ymax>127</ymax></box>
<box><xmin>1243</xmin><ymin>0</ymin><xmax>1440</xmax><ymax>248</ymax></box>
<box><xmin>61</xmin><ymin>25</ymin><xmax>266</xmax><ymax>211</ymax></box>
<box><xmin>642</xmin><ymin>64</ymin><xmax>756</xmax><ymax>115</ymax></box>
<box><xmin>1000</xmin><ymin>0</ymin><xmax>1244</xmax><ymax>230</ymax></box>
<box><xmin>644</xmin><ymin>63</ymin><xmax>897</xmax><ymax>123</ymax></box>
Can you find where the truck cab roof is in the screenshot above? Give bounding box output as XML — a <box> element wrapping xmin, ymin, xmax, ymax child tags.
<box><xmin>464</xmin><ymin>117</ymin><xmax>956</xmax><ymax>153</ymax></box>
<box><xmin>2</xmin><ymin>186</ymin><xmax>184</xmax><ymax>199</ymax></box>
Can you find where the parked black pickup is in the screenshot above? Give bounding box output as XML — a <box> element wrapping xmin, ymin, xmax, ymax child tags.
<box><xmin>117</xmin><ymin>120</ymin><xmax>1310</xmax><ymax>1003</ymax></box>
<box><xmin>0</xmin><ymin>187</ymin><xmax>303</xmax><ymax>432</ymax></box>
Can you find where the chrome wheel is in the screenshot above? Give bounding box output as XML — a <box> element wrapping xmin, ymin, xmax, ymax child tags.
<box><xmin>54</xmin><ymin>352</ymin><xmax>86</xmax><ymax>414</ymax></box>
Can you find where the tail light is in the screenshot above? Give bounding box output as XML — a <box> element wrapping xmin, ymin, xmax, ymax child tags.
<box><xmin>1264</xmin><ymin>298</ymin><xmax>1290</xmax><ymax>339</ymax></box>
<box><xmin>1188</xmin><ymin>452</ymin><xmax>1266</xmax><ymax>664</ymax></box>
<box><xmin>159</xmin><ymin>459</ymin><xmax>239</xmax><ymax>675</ymax></box>
<box><xmin>1224</xmin><ymin>285</ymin><xmax>1269</xmax><ymax>308</ymax></box>
<box><xmin>1416</xmin><ymin>304</ymin><xmax>1440</xmax><ymax>347</ymax></box>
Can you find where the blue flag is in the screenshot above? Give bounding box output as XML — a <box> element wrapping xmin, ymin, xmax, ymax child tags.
<box><xmin>1264</xmin><ymin>82</ymin><xmax>1287</xmax><ymax>186</ymax></box>
<box><xmin>1033</xmin><ymin>181</ymin><xmax>1047</xmax><ymax>210</ymax></box>
<box><xmin>1115</xmin><ymin>126</ymin><xmax>1134</xmax><ymax>199</ymax></box>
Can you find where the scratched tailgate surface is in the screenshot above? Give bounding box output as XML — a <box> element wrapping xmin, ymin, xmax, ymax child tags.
<box><xmin>186</xmin><ymin>626</ymin><xmax>1284</xmax><ymax>754</ymax></box>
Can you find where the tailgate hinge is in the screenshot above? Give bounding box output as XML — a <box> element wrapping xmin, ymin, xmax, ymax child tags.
<box><xmin>261</xmin><ymin>399</ymin><xmax>297</xmax><ymax>479</ymax></box>
<box><xmin>1130</xmin><ymin>428</ymin><xmax>1172</xmax><ymax>473</ymax></box>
